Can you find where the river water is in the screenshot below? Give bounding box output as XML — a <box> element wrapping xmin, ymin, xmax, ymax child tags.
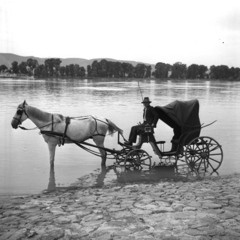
<box><xmin>1</xmin><ymin>78</ymin><xmax>240</xmax><ymax>195</ymax></box>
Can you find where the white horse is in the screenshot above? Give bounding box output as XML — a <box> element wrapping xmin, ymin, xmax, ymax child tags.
<box><xmin>11</xmin><ymin>101</ymin><xmax>123</xmax><ymax>166</ymax></box>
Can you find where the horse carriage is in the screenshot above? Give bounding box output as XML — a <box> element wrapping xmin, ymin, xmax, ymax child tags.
<box><xmin>116</xmin><ymin>99</ymin><xmax>223</xmax><ymax>173</ymax></box>
<box><xmin>11</xmin><ymin>99</ymin><xmax>223</xmax><ymax>174</ymax></box>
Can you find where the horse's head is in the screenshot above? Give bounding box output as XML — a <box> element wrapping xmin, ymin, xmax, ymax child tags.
<box><xmin>11</xmin><ymin>100</ymin><xmax>29</xmax><ymax>129</ymax></box>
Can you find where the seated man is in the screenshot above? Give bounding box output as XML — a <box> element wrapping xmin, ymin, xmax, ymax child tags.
<box><xmin>125</xmin><ymin>97</ymin><xmax>158</xmax><ymax>145</ymax></box>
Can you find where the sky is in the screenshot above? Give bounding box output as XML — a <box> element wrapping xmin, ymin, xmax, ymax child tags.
<box><xmin>0</xmin><ymin>0</ymin><xmax>240</xmax><ymax>68</ymax></box>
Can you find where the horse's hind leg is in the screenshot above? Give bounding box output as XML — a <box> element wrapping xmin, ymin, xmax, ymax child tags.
<box><xmin>99</xmin><ymin>147</ymin><xmax>107</xmax><ymax>166</ymax></box>
<box><xmin>93</xmin><ymin>136</ymin><xmax>107</xmax><ymax>166</ymax></box>
<box><xmin>100</xmin><ymin>149</ymin><xmax>107</xmax><ymax>166</ymax></box>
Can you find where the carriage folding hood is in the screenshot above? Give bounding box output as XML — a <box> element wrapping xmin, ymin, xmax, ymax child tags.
<box><xmin>155</xmin><ymin>99</ymin><xmax>201</xmax><ymax>144</ymax></box>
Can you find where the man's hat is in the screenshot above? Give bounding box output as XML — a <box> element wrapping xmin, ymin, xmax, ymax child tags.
<box><xmin>142</xmin><ymin>97</ymin><xmax>151</xmax><ymax>103</ymax></box>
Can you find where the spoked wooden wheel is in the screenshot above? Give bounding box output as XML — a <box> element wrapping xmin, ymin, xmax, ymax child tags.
<box><xmin>185</xmin><ymin>136</ymin><xmax>223</xmax><ymax>172</ymax></box>
<box><xmin>124</xmin><ymin>149</ymin><xmax>152</xmax><ymax>171</ymax></box>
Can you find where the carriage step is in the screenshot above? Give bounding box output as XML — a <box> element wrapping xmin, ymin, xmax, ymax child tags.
<box><xmin>156</xmin><ymin>141</ymin><xmax>166</xmax><ymax>144</ymax></box>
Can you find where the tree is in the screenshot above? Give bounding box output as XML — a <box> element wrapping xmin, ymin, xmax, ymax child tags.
<box><xmin>108</xmin><ymin>61</ymin><xmax>115</xmax><ymax>78</ymax></box>
<box><xmin>34</xmin><ymin>64</ymin><xmax>46</xmax><ymax>77</ymax></box>
<box><xmin>65</xmin><ymin>65</ymin><xmax>70</xmax><ymax>76</ymax></box>
<box><xmin>218</xmin><ymin>65</ymin><xmax>230</xmax><ymax>79</ymax></box>
<box><xmin>121</xmin><ymin>62</ymin><xmax>135</xmax><ymax>78</ymax></box>
<box><xmin>11</xmin><ymin>61</ymin><xmax>19</xmax><ymax>74</ymax></box>
<box><xmin>44</xmin><ymin>58</ymin><xmax>62</xmax><ymax>77</ymax></box>
<box><xmin>91</xmin><ymin>60</ymin><xmax>100</xmax><ymax>77</ymax></box>
<box><xmin>229</xmin><ymin>67</ymin><xmax>240</xmax><ymax>80</ymax></box>
<box><xmin>210</xmin><ymin>65</ymin><xmax>230</xmax><ymax>79</ymax></box>
<box><xmin>69</xmin><ymin>64</ymin><xmax>75</xmax><ymax>77</ymax></box>
<box><xmin>121</xmin><ymin>62</ymin><xmax>129</xmax><ymax>78</ymax></box>
<box><xmin>98</xmin><ymin>59</ymin><xmax>109</xmax><ymax>77</ymax></box>
<box><xmin>27</xmin><ymin>58</ymin><xmax>39</xmax><ymax>76</ymax></box>
<box><xmin>74</xmin><ymin>64</ymin><xmax>80</xmax><ymax>77</ymax></box>
<box><xmin>87</xmin><ymin>65</ymin><xmax>92</xmax><ymax>77</ymax></box>
<box><xmin>154</xmin><ymin>62</ymin><xmax>171</xmax><ymax>78</ymax></box>
<box><xmin>18</xmin><ymin>61</ymin><xmax>28</xmax><ymax>74</ymax></box>
<box><xmin>0</xmin><ymin>65</ymin><xmax>8</xmax><ymax>72</ymax></box>
<box><xmin>198</xmin><ymin>65</ymin><xmax>208</xmax><ymax>79</ymax></box>
<box><xmin>210</xmin><ymin>65</ymin><xmax>217</xmax><ymax>79</ymax></box>
<box><xmin>171</xmin><ymin>62</ymin><xmax>187</xmax><ymax>79</ymax></box>
<box><xmin>135</xmin><ymin>64</ymin><xmax>146</xmax><ymax>78</ymax></box>
<box><xmin>79</xmin><ymin>67</ymin><xmax>86</xmax><ymax>77</ymax></box>
<box><xmin>145</xmin><ymin>65</ymin><xmax>151</xmax><ymax>78</ymax></box>
<box><xmin>126</xmin><ymin>63</ymin><xmax>135</xmax><ymax>78</ymax></box>
<box><xmin>113</xmin><ymin>62</ymin><xmax>124</xmax><ymax>77</ymax></box>
<box><xmin>187</xmin><ymin>64</ymin><xmax>199</xmax><ymax>79</ymax></box>
<box><xmin>60</xmin><ymin>66</ymin><xmax>66</xmax><ymax>77</ymax></box>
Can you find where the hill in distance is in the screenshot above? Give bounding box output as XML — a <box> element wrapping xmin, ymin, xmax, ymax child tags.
<box><xmin>0</xmin><ymin>53</ymin><xmax>154</xmax><ymax>69</ymax></box>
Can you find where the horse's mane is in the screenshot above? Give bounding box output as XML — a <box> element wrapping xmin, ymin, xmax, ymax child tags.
<box><xmin>27</xmin><ymin>106</ymin><xmax>53</xmax><ymax>122</ymax></box>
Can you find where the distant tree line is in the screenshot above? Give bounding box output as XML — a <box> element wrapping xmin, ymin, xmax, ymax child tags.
<box><xmin>0</xmin><ymin>58</ymin><xmax>240</xmax><ymax>80</ymax></box>
<box><xmin>87</xmin><ymin>60</ymin><xmax>151</xmax><ymax>78</ymax></box>
<box><xmin>0</xmin><ymin>58</ymin><xmax>86</xmax><ymax>78</ymax></box>
<box><xmin>152</xmin><ymin>62</ymin><xmax>240</xmax><ymax>80</ymax></box>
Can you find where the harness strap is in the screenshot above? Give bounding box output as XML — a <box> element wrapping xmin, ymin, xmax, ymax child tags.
<box><xmin>61</xmin><ymin>117</ymin><xmax>71</xmax><ymax>145</ymax></box>
<box><xmin>90</xmin><ymin>116</ymin><xmax>107</xmax><ymax>138</ymax></box>
<box><xmin>52</xmin><ymin>114</ymin><xmax>54</xmax><ymax>131</ymax></box>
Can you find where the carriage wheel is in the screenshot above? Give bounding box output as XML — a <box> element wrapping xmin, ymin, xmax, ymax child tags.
<box><xmin>185</xmin><ymin>136</ymin><xmax>223</xmax><ymax>172</ymax></box>
<box><xmin>124</xmin><ymin>149</ymin><xmax>152</xmax><ymax>171</ymax></box>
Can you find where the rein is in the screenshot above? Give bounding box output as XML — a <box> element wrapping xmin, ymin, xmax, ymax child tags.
<box><xmin>19</xmin><ymin>120</ymin><xmax>60</xmax><ymax>131</ymax></box>
<box><xmin>19</xmin><ymin>113</ymin><xmax>60</xmax><ymax>131</ymax></box>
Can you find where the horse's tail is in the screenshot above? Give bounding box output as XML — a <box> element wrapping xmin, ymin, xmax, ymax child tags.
<box><xmin>106</xmin><ymin>119</ymin><xmax>123</xmax><ymax>136</ymax></box>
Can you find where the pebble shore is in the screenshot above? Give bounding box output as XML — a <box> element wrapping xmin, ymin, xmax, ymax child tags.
<box><xmin>1</xmin><ymin>171</ymin><xmax>240</xmax><ymax>240</ymax></box>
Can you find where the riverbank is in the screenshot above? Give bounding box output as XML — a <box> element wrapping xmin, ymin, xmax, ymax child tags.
<box><xmin>1</xmin><ymin>73</ymin><xmax>239</xmax><ymax>82</ymax></box>
<box><xmin>0</xmin><ymin>74</ymin><xmax>34</xmax><ymax>80</ymax></box>
<box><xmin>1</xmin><ymin>172</ymin><xmax>240</xmax><ymax>240</ymax></box>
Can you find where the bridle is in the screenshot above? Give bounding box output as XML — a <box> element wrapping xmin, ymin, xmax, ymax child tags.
<box><xmin>13</xmin><ymin>101</ymin><xmax>29</xmax><ymax>126</ymax></box>
<box><xmin>12</xmin><ymin>102</ymin><xmax>59</xmax><ymax>131</ymax></box>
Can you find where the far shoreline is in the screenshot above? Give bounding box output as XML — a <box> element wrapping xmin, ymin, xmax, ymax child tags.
<box><xmin>0</xmin><ymin>74</ymin><xmax>239</xmax><ymax>82</ymax></box>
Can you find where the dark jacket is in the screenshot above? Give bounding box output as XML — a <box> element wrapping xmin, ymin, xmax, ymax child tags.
<box><xmin>143</xmin><ymin>106</ymin><xmax>158</xmax><ymax>127</ymax></box>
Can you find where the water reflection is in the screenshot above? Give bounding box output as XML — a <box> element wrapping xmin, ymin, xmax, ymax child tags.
<box><xmin>46</xmin><ymin>164</ymin><xmax>219</xmax><ymax>192</ymax></box>
<box><xmin>112</xmin><ymin>165</ymin><xmax>219</xmax><ymax>183</ymax></box>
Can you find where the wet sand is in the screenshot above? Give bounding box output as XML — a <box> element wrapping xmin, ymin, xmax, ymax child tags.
<box><xmin>1</xmin><ymin>170</ymin><xmax>240</xmax><ymax>240</ymax></box>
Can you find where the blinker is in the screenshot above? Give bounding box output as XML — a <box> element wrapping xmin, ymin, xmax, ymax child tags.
<box><xmin>17</xmin><ymin>109</ymin><xmax>23</xmax><ymax>115</ymax></box>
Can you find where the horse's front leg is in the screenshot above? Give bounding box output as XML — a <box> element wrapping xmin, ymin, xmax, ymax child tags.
<box><xmin>93</xmin><ymin>136</ymin><xmax>107</xmax><ymax>166</ymax></box>
<box><xmin>47</xmin><ymin>142</ymin><xmax>57</xmax><ymax>167</ymax></box>
<box><xmin>43</xmin><ymin>135</ymin><xmax>58</xmax><ymax>167</ymax></box>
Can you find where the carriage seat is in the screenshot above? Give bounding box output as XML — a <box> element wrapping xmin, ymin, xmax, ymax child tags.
<box><xmin>138</xmin><ymin>126</ymin><xmax>155</xmax><ymax>143</ymax></box>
